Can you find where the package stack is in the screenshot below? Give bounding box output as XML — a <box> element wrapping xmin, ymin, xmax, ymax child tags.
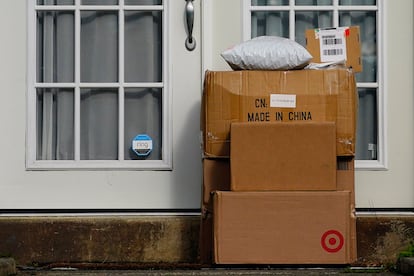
<box><xmin>200</xmin><ymin>27</ymin><xmax>360</xmax><ymax>265</ymax></box>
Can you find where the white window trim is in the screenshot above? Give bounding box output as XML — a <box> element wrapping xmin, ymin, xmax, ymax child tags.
<box><xmin>242</xmin><ymin>0</ymin><xmax>387</xmax><ymax>171</ymax></box>
<box><xmin>26</xmin><ymin>0</ymin><xmax>172</xmax><ymax>170</ymax></box>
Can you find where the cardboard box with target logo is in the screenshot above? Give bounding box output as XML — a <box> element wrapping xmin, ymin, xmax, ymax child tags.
<box><xmin>213</xmin><ymin>191</ymin><xmax>356</xmax><ymax>264</ymax></box>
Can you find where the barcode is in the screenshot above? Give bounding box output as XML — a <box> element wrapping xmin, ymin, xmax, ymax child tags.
<box><xmin>322</xmin><ymin>38</ymin><xmax>343</xmax><ymax>45</ymax></box>
<box><xmin>323</xmin><ymin>49</ymin><xmax>344</xmax><ymax>56</ymax></box>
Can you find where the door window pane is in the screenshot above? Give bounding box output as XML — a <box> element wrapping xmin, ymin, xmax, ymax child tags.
<box><xmin>37</xmin><ymin>11</ymin><xmax>74</xmax><ymax>83</ymax></box>
<box><xmin>125</xmin><ymin>11</ymin><xmax>162</xmax><ymax>82</ymax></box>
<box><xmin>340</xmin><ymin>11</ymin><xmax>377</xmax><ymax>82</ymax></box>
<box><xmin>252</xmin><ymin>0</ymin><xmax>289</xmax><ymax>5</ymax></box>
<box><xmin>82</xmin><ymin>0</ymin><xmax>118</xmax><ymax>5</ymax></box>
<box><xmin>124</xmin><ymin>88</ymin><xmax>162</xmax><ymax>160</ymax></box>
<box><xmin>81</xmin><ymin>11</ymin><xmax>118</xmax><ymax>83</ymax></box>
<box><xmin>295</xmin><ymin>11</ymin><xmax>333</xmax><ymax>46</ymax></box>
<box><xmin>37</xmin><ymin>0</ymin><xmax>74</xmax><ymax>5</ymax></box>
<box><xmin>296</xmin><ymin>0</ymin><xmax>332</xmax><ymax>5</ymax></box>
<box><xmin>30</xmin><ymin>1</ymin><xmax>167</xmax><ymax>168</ymax></box>
<box><xmin>339</xmin><ymin>0</ymin><xmax>376</xmax><ymax>5</ymax></box>
<box><xmin>80</xmin><ymin>89</ymin><xmax>118</xmax><ymax>160</ymax></box>
<box><xmin>251</xmin><ymin>11</ymin><xmax>289</xmax><ymax>38</ymax></box>
<box><xmin>37</xmin><ymin>88</ymin><xmax>74</xmax><ymax>160</ymax></box>
<box><xmin>125</xmin><ymin>0</ymin><xmax>162</xmax><ymax>4</ymax></box>
<box><xmin>356</xmin><ymin>89</ymin><xmax>378</xmax><ymax>160</ymax></box>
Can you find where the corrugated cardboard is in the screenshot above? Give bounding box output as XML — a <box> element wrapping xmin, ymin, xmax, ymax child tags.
<box><xmin>213</xmin><ymin>191</ymin><xmax>356</xmax><ymax>264</ymax></box>
<box><xmin>306</xmin><ymin>26</ymin><xmax>362</xmax><ymax>72</ymax></box>
<box><xmin>199</xmin><ymin>159</ymin><xmax>231</xmax><ymax>264</ymax></box>
<box><xmin>199</xmin><ymin>157</ymin><xmax>356</xmax><ymax>264</ymax></box>
<box><xmin>230</xmin><ymin>122</ymin><xmax>337</xmax><ymax>191</ymax></box>
<box><xmin>202</xmin><ymin>69</ymin><xmax>357</xmax><ymax>158</ymax></box>
<box><xmin>202</xmin><ymin>159</ymin><xmax>231</xmax><ymax>206</ymax></box>
<box><xmin>337</xmin><ymin>157</ymin><xmax>357</xmax><ymax>261</ymax></box>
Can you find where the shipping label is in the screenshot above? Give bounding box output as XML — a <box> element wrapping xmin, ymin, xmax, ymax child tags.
<box><xmin>270</xmin><ymin>94</ymin><xmax>296</xmax><ymax>108</ymax></box>
<box><xmin>317</xmin><ymin>28</ymin><xmax>348</xmax><ymax>63</ymax></box>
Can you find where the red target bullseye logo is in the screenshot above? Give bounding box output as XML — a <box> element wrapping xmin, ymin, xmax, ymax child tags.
<box><xmin>321</xmin><ymin>230</ymin><xmax>344</xmax><ymax>253</ymax></box>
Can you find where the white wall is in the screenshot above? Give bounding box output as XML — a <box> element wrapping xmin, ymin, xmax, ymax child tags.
<box><xmin>203</xmin><ymin>0</ymin><xmax>242</xmax><ymax>71</ymax></box>
<box><xmin>355</xmin><ymin>0</ymin><xmax>414</xmax><ymax>208</ymax></box>
<box><xmin>204</xmin><ymin>0</ymin><xmax>414</xmax><ymax>208</ymax></box>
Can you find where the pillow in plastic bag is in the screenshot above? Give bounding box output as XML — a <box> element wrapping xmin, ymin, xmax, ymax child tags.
<box><xmin>221</xmin><ymin>36</ymin><xmax>313</xmax><ymax>70</ymax></box>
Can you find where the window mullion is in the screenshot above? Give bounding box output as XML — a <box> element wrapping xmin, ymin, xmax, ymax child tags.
<box><xmin>333</xmin><ymin>0</ymin><xmax>339</xmax><ymax>27</ymax></box>
<box><xmin>74</xmin><ymin>0</ymin><xmax>81</xmax><ymax>161</ymax></box>
<box><xmin>119</xmin><ymin>0</ymin><xmax>125</xmax><ymax>161</ymax></box>
<box><xmin>289</xmin><ymin>0</ymin><xmax>295</xmax><ymax>40</ymax></box>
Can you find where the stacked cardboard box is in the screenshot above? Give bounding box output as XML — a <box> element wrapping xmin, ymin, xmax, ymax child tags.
<box><xmin>200</xmin><ymin>158</ymin><xmax>356</xmax><ymax>264</ymax></box>
<box><xmin>200</xmin><ymin>68</ymin><xmax>357</xmax><ymax>265</ymax></box>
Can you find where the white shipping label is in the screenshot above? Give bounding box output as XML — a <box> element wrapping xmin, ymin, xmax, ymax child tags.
<box><xmin>270</xmin><ymin>94</ymin><xmax>296</xmax><ymax>108</ymax></box>
<box><xmin>317</xmin><ymin>28</ymin><xmax>347</xmax><ymax>63</ymax></box>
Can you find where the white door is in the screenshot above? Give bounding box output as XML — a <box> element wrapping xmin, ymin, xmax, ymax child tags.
<box><xmin>0</xmin><ymin>0</ymin><xmax>202</xmax><ymax>211</ymax></box>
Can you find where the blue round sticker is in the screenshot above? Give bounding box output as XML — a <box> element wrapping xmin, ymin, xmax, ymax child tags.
<box><xmin>132</xmin><ymin>134</ymin><xmax>153</xmax><ymax>157</ymax></box>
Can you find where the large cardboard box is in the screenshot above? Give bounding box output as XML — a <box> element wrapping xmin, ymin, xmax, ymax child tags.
<box><xmin>230</xmin><ymin>122</ymin><xmax>336</xmax><ymax>191</ymax></box>
<box><xmin>199</xmin><ymin>157</ymin><xmax>356</xmax><ymax>264</ymax></box>
<box><xmin>213</xmin><ymin>191</ymin><xmax>356</xmax><ymax>264</ymax></box>
<box><xmin>306</xmin><ymin>26</ymin><xmax>362</xmax><ymax>72</ymax></box>
<box><xmin>202</xmin><ymin>69</ymin><xmax>357</xmax><ymax>158</ymax></box>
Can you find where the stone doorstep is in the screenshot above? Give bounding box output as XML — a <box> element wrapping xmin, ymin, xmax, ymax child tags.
<box><xmin>398</xmin><ymin>257</ymin><xmax>414</xmax><ymax>275</ymax></box>
<box><xmin>0</xmin><ymin>258</ymin><xmax>16</xmax><ymax>276</ymax></box>
<box><xmin>0</xmin><ymin>216</ymin><xmax>414</xmax><ymax>267</ymax></box>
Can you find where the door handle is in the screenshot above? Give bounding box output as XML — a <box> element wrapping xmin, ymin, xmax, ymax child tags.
<box><xmin>185</xmin><ymin>0</ymin><xmax>196</xmax><ymax>51</ymax></box>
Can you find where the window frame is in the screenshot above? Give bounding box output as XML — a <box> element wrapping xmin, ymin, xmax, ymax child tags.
<box><xmin>26</xmin><ymin>0</ymin><xmax>172</xmax><ymax>170</ymax></box>
<box><xmin>242</xmin><ymin>0</ymin><xmax>387</xmax><ymax>170</ymax></box>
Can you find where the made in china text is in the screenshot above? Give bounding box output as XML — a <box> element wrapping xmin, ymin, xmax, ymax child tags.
<box><xmin>247</xmin><ymin>111</ymin><xmax>312</xmax><ymax>122</ymax></box>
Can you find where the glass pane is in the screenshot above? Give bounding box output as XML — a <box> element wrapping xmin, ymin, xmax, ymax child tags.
<box><xmin>80</xmin><ymin>89</ymin><xmax>118</xmax><ymax>160</ymax></box>
<box><xmin>36</xmin><ymin>88</ymin><xmax>74</xmax><ymax>160</ymax></box>
<box><xmin>37</xmin><ymin>11</ymin><xmax>74</xmax><ymax>83</ymax></box>
<box><xmin>295</xmin><ymin>11</ymin><xmax>333</xmax><ymax>46</ymax></box>
<box><xmin>125</xmin><ymin>11</ymin><xmax>162</xmax><ymax>82</ymax></box>
<box><xmin>125</xmin><ymin>0</ymin><xmax>162</xmax><ymax>4</ymax></box>
<box><xmin>37</xmin><ymin>0</ymin><xmax>74</xmax><ymax>4</ymax></box>
<box><xmin>124</xmin><ymin>88</ymin><xmax>162</xmax><ymax>160</ymax></box>
<box><xmin>296</xmin><ymin>0</ymin><xmax>332</xmax><ymax>5</ymax></box>
<box><xmin>340</xmin><ymin>11</ymin><xmax>377</xmax><ymax>82</ymax></box>
<box><xmin>82</xmin><ymin>0</ymin><xmax>118</xmax><ymax>4</ymax></box>
<box><xmin>251</xmin><ymin>0</ymin><xmax>289</xmax><ymax>5</ymax></box>
<box><xmin>356</xmin><ymin>89</ymin><xmax>378</xmax><ymax>160</ymax></box>
<box><xmin>251</xmin><ymin>11</ymin><xmax>289</xmax><ymax>38</ymax></box>
<box><xmin>81</xmin><ymin>11</ymin><xmax>118</xmax><ymax>82</ymax></box>
<box><xmin>339</xmin><ymin>0</ymin><xmax>376</xmax><ymax>5</ymax></box>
